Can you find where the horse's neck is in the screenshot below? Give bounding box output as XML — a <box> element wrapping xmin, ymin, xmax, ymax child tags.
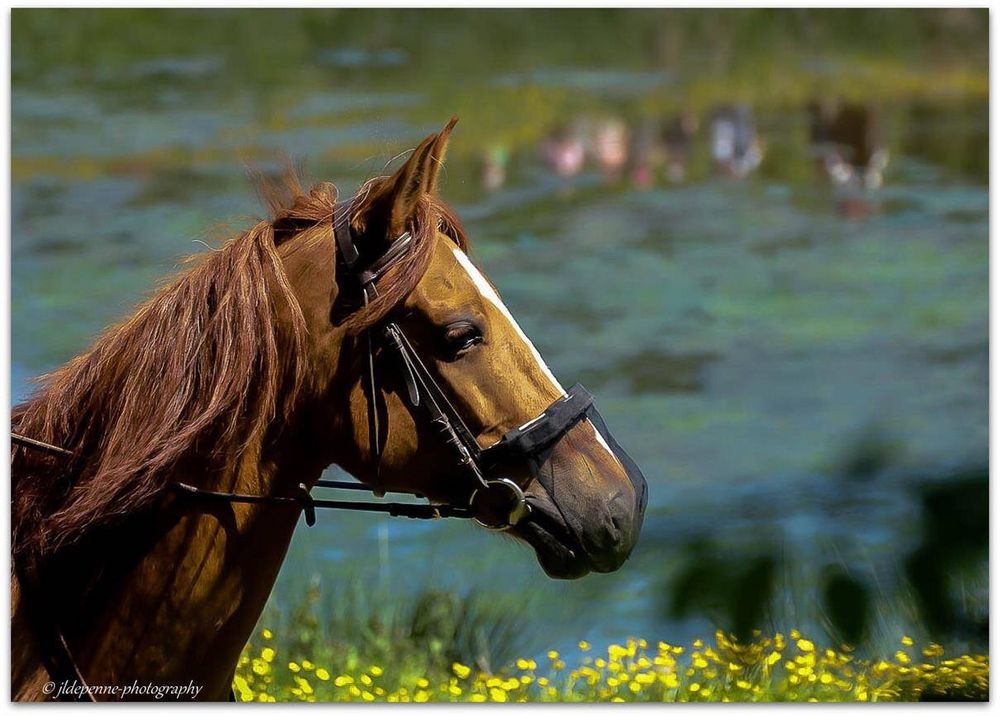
<box><xmin>14</xmin><ymin>446</ymin><xmax>323</xmax><ymax>702</ymax></box>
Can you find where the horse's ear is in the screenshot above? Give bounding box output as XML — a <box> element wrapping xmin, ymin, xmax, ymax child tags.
<box><xmin>426</xmin><ymin>116</ymin><xmax>458</xmax><ymax>195</ymax></box>
<box><xmin>358</xmin><ymin>117</ymin><xmax>458</xmax><ymax>239</ymax></box>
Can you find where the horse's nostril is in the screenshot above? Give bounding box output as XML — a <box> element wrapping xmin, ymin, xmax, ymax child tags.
<box><xmin>607</xmin><ymin>509</ymin><xmax>625</xmax><ymax>541</ymax></box>
<box><xmin>576</xmin><ymin>491</ymin><xmax>636</xmax><ymax>573</ymax></box>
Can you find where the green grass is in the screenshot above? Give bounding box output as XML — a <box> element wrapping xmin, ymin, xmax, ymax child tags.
<box><xmin>234</xmin><ymin>628</ymin><xmax>988</xmax><ymax>702</ymax></box>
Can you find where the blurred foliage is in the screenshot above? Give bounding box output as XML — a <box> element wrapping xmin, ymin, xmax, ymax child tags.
<box><xmin>660</xmin><ymin>462</ymin><xmax>988</xmax><ymax>658</ymax></box>
<box><xmin>12</xmin><ymin>9</ymin><xmax>987</xmax><ymax>81</ymax></box>
<box><xmin>11</xmin><ymin>9</ymin><xmax>987</xmax><ymax>157</ymax></box>
<box><xmin>904</xmin><ymin>470</ymin><xmax>988</xmax><ymax>642</ymax></box>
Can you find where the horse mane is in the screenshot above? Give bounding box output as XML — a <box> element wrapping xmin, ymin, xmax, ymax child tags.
<box><xmin>12</xmin><ymin>168</ymin><xmax>468</xmax><ymax>562</ymax></box>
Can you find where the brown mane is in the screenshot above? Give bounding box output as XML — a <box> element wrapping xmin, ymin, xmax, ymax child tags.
<box><xmin>12</xmin><ymin>170</ymin><xmax>468</xmax><ymax>563</ymax></box>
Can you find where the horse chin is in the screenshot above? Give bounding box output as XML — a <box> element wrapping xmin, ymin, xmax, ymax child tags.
<box><xmin>514</xmin><ymin>500</ymin><xmax>592</xmax><ymax>579</ymax></box>
<box><xmin>518</xmin><ymin>521</ymin><xmax>592</xmax><ymax>579</ymax></box>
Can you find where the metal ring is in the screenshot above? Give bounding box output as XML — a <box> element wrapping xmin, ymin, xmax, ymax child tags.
<box><xmin>469</xmin><ymin>477</ymin><xmax>532</xmax><ymax>531</ymax></box>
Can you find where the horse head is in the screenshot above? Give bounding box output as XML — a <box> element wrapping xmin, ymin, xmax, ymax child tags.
<box><xmin>278</xmin><ymin>119</ymin><xmax>647</xmax><ymax>578</ymax></box>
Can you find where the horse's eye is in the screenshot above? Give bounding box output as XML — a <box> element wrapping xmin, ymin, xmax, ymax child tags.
<box><xmin>443</xmin><ymin>321</ymin><xmax>483</xmax><ymax>357</ymax></box>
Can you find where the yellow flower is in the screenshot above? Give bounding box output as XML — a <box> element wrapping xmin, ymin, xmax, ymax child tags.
<box><xmin>333</xmin><ymin>675</ymin><xmax>352</xmax><ymax>687</ymax></box>
<box><xmin>360</xmin><ymin>674</ymin><xmax>373</xmax><ymax>686</ymax></box>
<box><xmin>689</xmin><ymin>683</ymin><xmax>701</xmax><ymax>692</ymax></box>
<box><xmin>516</xmin><ymin>658</ymin><xmax>537</xmax><ymax>670</ymax></box>
<box><xmin>233</xmin><ymin>675</ymin><xmax>253</xmax><ymax>702</ymax></box>
<box><xmin>416</xmin><ymin>678</ymin><xmax>430</xmax><ymax>689</ymax></box>
<box><xmin>766</xmin><ymin>652</ymin><xmax>782</xmax><ymax>666</ymax></box>
<box><xmin>288</xmin><ymin>662</ymin><xmax>301</xmax><ymax>673</ymax></box>
<box><xmin>361</xmin><ymin>691</ymin><xmax>374</xmax><ymax>702</ymax></box>
<box><xmin>579</xmin><ymin>641</ymin><xmax>591</xmax><ymax>652</ymax></box>
<box><xmin>301</xmin><ymin>660</ymin><xmax>314</xmax><ymax>671</ymax></box>
<box><xmin>796</xmin><ymin>639</ymin><xmax>815</xmax><ymax>653</ymax></box>
<box><xmin>923</xmin><ymin>644</ymin><xmax>945</xmax><ymax>658</ymax></box>
<box><xmin>315</xmin><ymin>668</ymin><xmax>330</xmax><ymax>681</ymax></box>
<box><xmin>370</xmin><ymin>666</ymin><xmax>384</xmax><ymax>677</ymax></box>
<box><xmin>895</xmin><ymin>651</ymin><xmax>911</xmax><ymax>665</ymax></box>
<box><xmin>413</xmin><ymin>690</ymin><xmax>430</xmax><ymax>703</ymax></box>
<box><xmin>489</xmin><ymin>687</ymin><xmax>507</xmax><ymax>702</ymax></box>
<box><xmin>547</xmin><ymin>650</ymin><xmax>560</xmax><ymax>660</ymax></box>
<box><xmin>448</xmin><ymin>684</ymin><xmax>462</xmax><ymax>696</ymax></box>
<box><xmin>452</xmin><ymin>663</ymin><xmax>471</xmax><ymax>679</ymax></box>
<box><xmin>901</xmin><ymin>636</ymin><xmax>913</xmax><ymax>646</ymax></box>
<box><xmin>469</xmin><ymin>694</ymin><xmax>486</xmax><ymax>702</ymax></box>
<box><xmin>261</xmin><ymin>629</ymin><xmax>273</xmax><ymax>640</ymax></box>
<box><xmin>260</xmin><ymin>647</ymin><xmax>275</xmax><ymax>663</ymax></box>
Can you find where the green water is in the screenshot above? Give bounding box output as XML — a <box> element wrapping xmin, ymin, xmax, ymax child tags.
<box><xmin>11</xmin><ymin>10</ymin><xmax>988</xmax><ymax>653</ymax></box>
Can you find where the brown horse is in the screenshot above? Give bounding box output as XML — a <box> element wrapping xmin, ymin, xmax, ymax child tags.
<box><xmin>11</xmin><ymin>119</ymin><xmax>646</xmax><ymax>701</ymax></box>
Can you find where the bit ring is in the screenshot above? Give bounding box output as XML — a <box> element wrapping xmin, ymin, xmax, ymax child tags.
<box><xmin>469</xmin><ymin>477</ymin><xmax>531</xmax><ymax>531</ymax></box>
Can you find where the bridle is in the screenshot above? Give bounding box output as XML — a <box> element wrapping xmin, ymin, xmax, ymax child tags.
<box><xmin>11</xmin><ymin>195</ymin><xmax>641</xmax><ymax>702</ymax></box>
<box><xmin>333</xmin><ymin>199</ymin><xmax>598</xmax><ymax>531</ymax></box>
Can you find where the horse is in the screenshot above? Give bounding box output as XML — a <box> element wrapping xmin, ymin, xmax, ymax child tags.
<box><xmin>10</xmin><ymin>118</ymin><xmax>647</xmax><ymax>701</ymax></box>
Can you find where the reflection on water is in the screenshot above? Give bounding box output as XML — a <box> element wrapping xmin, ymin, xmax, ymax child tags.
<box><xmin>11</xmin><ymin>9</ymin><xmax>987</xmax><ymax>655</ymax></box>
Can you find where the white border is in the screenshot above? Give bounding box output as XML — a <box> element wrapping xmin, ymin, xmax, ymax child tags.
<box><xmin>3</xmin><ymin>4</ymin><xmax>994</xmax><ymax>714</ymax></box>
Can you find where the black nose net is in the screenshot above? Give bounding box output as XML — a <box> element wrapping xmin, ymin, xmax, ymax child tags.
<box><xmin>481</xmin><ymin>383</ymin><xmax>649</xmax><ymax>519</ymax></box>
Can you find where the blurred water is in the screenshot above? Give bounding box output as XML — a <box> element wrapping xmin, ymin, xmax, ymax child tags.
<box><xmin>11</xmin><ymin>11</ymin><xmax>987</xmax><ymax>655</ymax></box>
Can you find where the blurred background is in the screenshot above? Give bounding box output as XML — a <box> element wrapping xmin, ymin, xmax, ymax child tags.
<box><xmin>11</xmin><ymin>9</ymin><xmax>987</xmax><ymax>670</ymax></box>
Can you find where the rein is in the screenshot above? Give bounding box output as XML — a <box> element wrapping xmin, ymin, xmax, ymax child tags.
<box><xmin>11</xmin><ymin>432</ymin><xmax>474</xmax><ymax>526</ymax></box>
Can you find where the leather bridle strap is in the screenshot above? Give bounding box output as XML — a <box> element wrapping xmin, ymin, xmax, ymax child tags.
<box><xmin>333</xmin><ymin>199</ymin><xmax>383</xmax><ymax>474</ymax></box>
<box><xmin>344</xmin><ymin>219</ymin><xmax>490</xmax><ymax>491</ymax></box>
<box><xmin>381</xmin><ymin>323</ymin><xmax>487</xmax><ymax>485</ymax></box>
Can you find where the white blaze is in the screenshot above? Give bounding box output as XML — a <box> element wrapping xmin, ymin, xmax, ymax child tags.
<box><xmin>451</xmin><ymin>247</ymin><xmax>564</xmax><ymax>394</ymax></box>
<box><xmin>452</xmin><ymin>247</ymin><xmax>622</xmax><ymax>468</ymax></box>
